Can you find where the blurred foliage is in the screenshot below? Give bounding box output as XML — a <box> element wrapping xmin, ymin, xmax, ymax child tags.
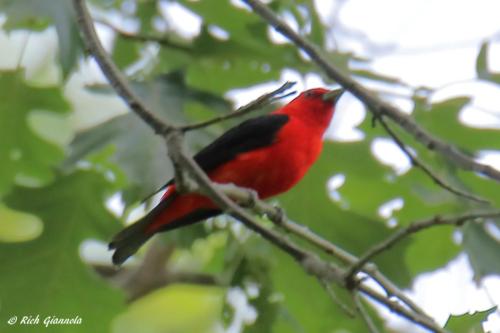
<box><xmin>0</xmin><ymin>70</ymin><xmax>69</xmax><ymax>197</ymax></box>
<box><xmin>1</xmin><ymin>0</ymin><xmax>83</xmax><ymax>78</ymax></box>
<box><xmin>0</xmin><ymin>170</ymin><xmax>125</xmax><ymax>332</ymax></box>
<box><xmin>0</xmin><ymin>1</ymin><xmax>499</xmax><ymax>333</ymax></box>
<box><xmin>444</xmin><ymin>307</ymin><xmax>497</xmax><ymax>333</ymax></box>
<box><xmin>113</xmin><ymin>284</ymin><xmax>224</xmax><ymax>333</ymax></box>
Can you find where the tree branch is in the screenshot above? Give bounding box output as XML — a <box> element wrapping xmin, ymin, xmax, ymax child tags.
<box><xmin>216</xmin><ymin>183</ymin><xmax>441</xmax><ymax>327</ymax></box>
<box><xmin>346</xmin><ymin>211</ymin><xmax>500</xmax><ymax>279</ymax></box>
<box><xmin>73</xmin><ymin>0</ymin><xmax>172</xmax><ymax>136</ymax></box>
<box><xmin>73</xmin><ymin>0</ymin><xmax>347</xmax><ymax>312</ymax></box>
<box><xmin>180</xmin><ymin>81</ymin><xmax>296</xmax><ymax>132</ymax></box>
<box><xmin>95</xmin><ymin>19</ymin><xmax>192</xmax><ymax>52</ymax></box>
<box><xmin>73</xmin><ymin>1</ymin><xmax>449</xmax><ymax>331</ymax></box>
<box><xmin>352</xmin><ymin>291</ymin><xmax>380</xmax><ymax>333</ymax></box>
<box><xmin>377</xmin><ymin>116</ymin><xmax>489</xmax><ymax>204</ymax></box>
<box><xmin>242</xmin><ymin>0</ymin><xmax>500</xmax><ymax>183</ymax></box>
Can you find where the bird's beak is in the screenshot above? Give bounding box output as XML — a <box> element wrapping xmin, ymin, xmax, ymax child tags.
<box><xmin>323</xmin><ymin>88</ymin><xmax>344</xmax><ymax>103</ymax></box>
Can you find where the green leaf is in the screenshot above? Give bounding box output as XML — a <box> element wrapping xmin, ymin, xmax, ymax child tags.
<box><xmin>463</xmin><ymin>222</ymin><xmax>500</xmax><ymax>281</ymax></box>
<box><xmin>112</xmin><ymin>37</ymin><xmax>142</xmax><ymax>69</ymax></box>
<box><xmin>269</xmin><ymin>248</ymin><xmax>366</xmax><ymax>333</ymax></box>
<box><xmin>413</xmin><ymin>97</ymin><xmax>500</xmax><ymax>151</ymax></box>
<box><xmin>66</xmin><ymin>72</ymin><xmax>229</xmax><ymax>204</ymax></box>
<box><xmin>1</xmin><ymin>0</ymin><xmax>84</xmax><ymax>78</ymax></box>
<box><xmin>404</xmin><ymin>227</ymin><xmax>460</xmax><ymax>277</ymax></box>
<box><xmin>444</xmin><ymin>307</ymin><xmax>496</xmax><ymax>333</ymax></box>
<box><xmin>112</xmin><ymin>284</ymin><xmax>224</xmax><ymax>333</ymax></box>
<box><xmin>0</xmin><ymin>170</ymin><xmax>124</xmax><ymax>332</ymax></box>
<box><xmin>476</xmin><ymin>42</ymin><xmax>489</xmax><ymax>80</ymax></box>
<box><xmin>340</xmin><ymin>117</ymin><xmax>465</xmax><ymax>222</ymax></box>
<box><xmin>279</xmin><ymin>142</ymin><xmax>412</xmax><ymax>285</ymax></box>
<box><xmin>0</xmin><ymin>70</ymin><xmax>70</xmax><ymax>197</ymax></box>
<box><xmin>475</xmin><ymin>42</ymin><xmax>500</xmax><ymax>83</ymax></box>
<box><xmin>0</xmin><ymin>203</ymin><xmax>43</xmax><ymax>242</ymax></box>
<box><xmin>156</xmin><ymin>1</ymin><xmax>317</xmax><ymax>92</ymax></box>
<box><xmin>66</xmin><ymin>112</ymin><xmax>171</xmax><ymax>205</ymax></box>
<box><xmin>135</xmin><ymin>0</ymin><xmax>159</xmax><ymax>35</ymax></box>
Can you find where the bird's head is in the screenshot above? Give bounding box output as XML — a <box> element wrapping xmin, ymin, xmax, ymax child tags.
<box><xmin>300</xmin><ymin>87</ymin><xmax>343</xmax><ymax>106</ymax></box>
<box><xmin>280</xmin><ymin>87</ymin><xmax>344</xmax><ymax>129</ymax></box>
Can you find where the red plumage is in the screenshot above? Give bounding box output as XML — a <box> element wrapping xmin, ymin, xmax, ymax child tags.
<box><xmin>110</xmin><ymin>87</ymin><xmax>342</xmax><ymax>264</ymax></box>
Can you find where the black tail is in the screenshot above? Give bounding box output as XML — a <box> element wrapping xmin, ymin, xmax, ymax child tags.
<box><xmin>109</xmin><ymin>192</ymin><xmax>221</xmax><ymax>265</ymax></box>
<box><xmin>109</xmin><ymin>194</ymin><xmax>179</xmax><ymax>265</ymax></box>
<box><xmin>109</xmin><ymin>215</ymin><xmax>154</xmax><ymax>265</ymax></box>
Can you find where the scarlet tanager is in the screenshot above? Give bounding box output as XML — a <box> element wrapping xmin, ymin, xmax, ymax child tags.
<box><xmin>110</xmin><ymin>87</ymin><xmax>344</xmax><ymax>264</ymax></box>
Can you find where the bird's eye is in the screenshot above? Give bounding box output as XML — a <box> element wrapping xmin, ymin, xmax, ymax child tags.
<box><xmin>304</xmin><ymin>90</ymin><xmax>320</xmax><ymax>98</ymax></box>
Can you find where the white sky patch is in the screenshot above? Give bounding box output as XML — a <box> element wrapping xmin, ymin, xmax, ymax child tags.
<box><xmin>460</xmin><ymin>105</ymin><xmax>500</xmax><ymax>129</ymax></box>
<box><xmin>488</xmin><ymin>41</ymin><xmax>500</xmax><ymax>72</ymax></box>
<box><xmin>153</xmin><ymin>15</ymin><xmax>169</xmax><ymax>33</ymax></box>
<box><xmin>325</xmin><ymin>92</ymin><xmax>366</xmax><ymax>141</ymax></box>
<box><xmin>224</xmin><ymin>288</ymin><xmax>258</xmax><ymax>333</ymax></box>
<box><xmin>313</xmin><ymin>0</ymin><xmax>338</xmax><ymax>26</ymax></box>
<box><xmin>226</xmin><ymin>68</ymin><xmax>335</xmax><ymax>108</ymax></box>
<box><xmin>244</xmin><ymin>281</ymin><xmax>260</xmax><ymax>299</ymax></box>
<box><xmin>431</xmin><ymin>80</ymin><xmax>500</xmax><ymax>104</ymax></box>
<box><xmin>208</xmin><ymin>25</ymin><xmax>230</xmax><ymax>40</ymax></box>
<box><xmin>339</xmin><ymin>0</ymin><xmax>500</xmax><ymax>51</ymax></box>
<box><xmin>476</xmin><ymin>150</ymin><xmax>500</xmax><ymax>172</ymax></box>
<box><xmin>384</xmin><ymin>95</ymin><xmax>415</xmax><ymax>114</ymax></box>
<box><xmin>79</xmin><ymin>239</ymin><xmax>115</xmax><ymax>265</ymax></box>
<box><xmin>378</xmin><ymin>197</ymin><xmax>404</xmax><ymax>219</ymax></box>
<box><xmin>327</xmin><ymin>173</ymin><xmax>345</xmax><ymax>202</ymax></box>
<box><xmin>367</xmin><ymin>254</ymin><xmax>500</xmax><ymax>332</ymax></box>
<box><xmin>268</xmin><ymin>11</ymin><xmax>298</xmax><ymax>44</ymax></box>
<box><xmin>159</xmin><ymin>2</ymin><xmax>202</xmax><ymax>39</ymax></box>
<box><xmin>485</xmin><ymin>221</ymin><xmax>500</xmax><ymax>242</ymax></box>
<box><xmin>105</xmin><ymin>192</ymin><xmax>125</xmax><ymax>217</ymax></box>
<box><xmin>371</xmin><ymin>138</ymin><xmax>412</xmax><ymax>175</ymax></box>
<box><xmin>369</xmin><ymin>48</ymin><xmax>478</xmax><ymax>88</ymax></box>
<box><xmin>120</xmin><ymin>0</ymin><xmax>136</xmax><ymax>16</ymax></box>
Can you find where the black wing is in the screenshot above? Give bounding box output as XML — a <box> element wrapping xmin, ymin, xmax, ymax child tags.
<box><xmin>148</xmin><ymin>114</ymin><xmax>289</xmax><ymax>197</ymax></box>
<box><xmin>194</xmin><ymin>113</ymin><xmax>289</xmax><ymax>171</ymax></box>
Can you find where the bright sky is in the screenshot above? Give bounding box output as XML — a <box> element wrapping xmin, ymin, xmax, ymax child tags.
<box><xmin>1</xmin><ymin>0</ymin><xmax>500</xmax><ymax>332</ymax></box>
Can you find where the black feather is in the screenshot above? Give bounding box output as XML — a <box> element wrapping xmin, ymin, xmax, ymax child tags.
<box><xmin>194</xmin><ymin>114</ymin><xmax>289</xmax><ymax>171</ymax></box>
<box><xmin>148</xmin><ymin>114</ymin><xmax>289</xmax><ymax>196</ymax></box>
<box><xmin>110</xmin><ymin>114</ymin><xmax>289</xmax><ymax>264</ymax></box>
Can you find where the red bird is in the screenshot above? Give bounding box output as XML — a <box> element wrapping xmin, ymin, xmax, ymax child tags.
<box><xmin>110</xmin><ymin>87</ymin><xmax>343</xmax><ymax>264</ymax></box>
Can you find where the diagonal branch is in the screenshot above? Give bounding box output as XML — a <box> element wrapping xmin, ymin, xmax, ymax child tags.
<box><xmin>180</xmin><ymin>81</ymin><xmax>296</xmax><ymax>132</ymax></box>
<box><xmin>73</xmin><ymin>1</ymin><xmax>448</xmax><ymax>332</ymax></box>
<box><xmin>345</xmin><ymin>211</ymin><xmax>500</xmax><ymax>279</ymax></box>
<box><xmin>72</xmin><ymin>0</ymin><xmax>345</xmax><ymax>316</ymax></box>
<box><xmin>352</xmin><ymin>291</ymin><xmax>380</xmax><ymax>333</ymax></box>
<box><xmin>242</xmin><ymin>0</ymin><xmax>500</xmax><ymax>183</ymax></box>
<box><xmin>377</xmin><ymin>117</ymin><xmax>489</xmax><ymax>204</ymax></box>
<box><xmin>95</xmin><ymin>19</ymin><xmax>192</xmax><ymax>52</ymax></box>
<box><xmin>217</xmin><ymin>184</ymin><xmax>435</xmax><ymax>319</ymax></box>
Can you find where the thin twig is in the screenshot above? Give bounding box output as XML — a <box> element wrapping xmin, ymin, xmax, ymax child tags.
<box><xmin>73</xmin><ymin>0</ymin><xmax>347</xmax><ymax>304</ymax></box>
<box><xmin>95</xmin><ymin>19</ymin><xmax>192</xmax><ymax>52</ymax></box>
<box><xmin>319</xmin><ymin>279</ymin><xmax>356</xmax><ymax>318</ymax></box>
<box><xmin>180</xmin><ymin>81</ymin><xmax>297</xmax><ymax>132</ymax></box>
<box><xmin>243</xmin><ymin>0</ymin><xmax>500</xmax><ymax>183</ymax></box>
<box><xmin>346</xmin><ymin>211</ymin><xmax>500</xmax><ymax>279</ymax></box>
<box><xmin>74</xmin><ymin>2</ymin><xmax>450</xmax><ymax>331</ymax></box>
<box><xmin>217</xmin><ymin>183</ymin><xmax>440</xmax><ymax>324</ymax></box>
<box><xmin>352</xmin><ymin>291</ymin><xmax>380</xmax><ymax>333</ymax></box>
<box><xmin>378</xmin><ymin>117</ymin><xmax>489</xmax><ymax>204</ymax></box>
<box><xmin>358</xmin><ymin>283</ymin><xmax>447</xmax><ymax>333</ymax></box>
